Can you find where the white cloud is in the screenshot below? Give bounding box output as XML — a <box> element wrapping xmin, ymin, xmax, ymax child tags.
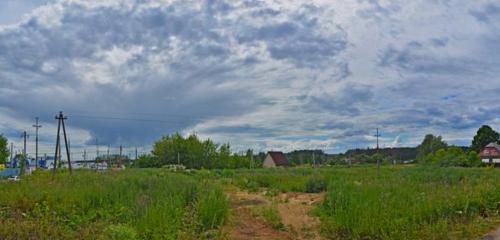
<box><xmin>0</xmin><ymin>0</ymin><xmax>499</xmax><ymax>155</ymax></box>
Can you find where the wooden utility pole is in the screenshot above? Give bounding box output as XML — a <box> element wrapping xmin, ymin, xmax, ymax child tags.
<box><xmin>312</xmin><ymin>151</ymin><xmax>316</xmax><ymax>168</ymax></box>
<box><xmin>374</xmin><ymin>128</ymin><xmax>381</xmax><ymax>169</ymax></box>
<box><xmin>95</xmin><ymin>138</ymin><xmax>99</xmax><ymax>170</ymax></box>
<box><xmin>32</xmin><ymin>117</ymin><xmax>42</xmax><ymax>168</ymax></box>
<box><xmin>83</xmin><ymin>149</ymin><xmax>87</xmax><ymax>167</ymax></box>
<box><xmin>21</xmin><ymin>131</ymin><xmax>28</xmax><ymax>176</ymax></box>
<box><xmin>119</xmin><ymin>145</ymin><xmax>123</xmax><ymax>168</ymax></box>
<box><xmin>53</xmin><ymin>111</ymin><xmax>73</xmax><ymax>175</ymax></box>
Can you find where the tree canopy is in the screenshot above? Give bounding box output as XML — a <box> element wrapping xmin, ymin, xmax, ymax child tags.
<box><xmin>0</xmin><ymin>134</ymin><xmax>9</xmax><ymax>165</ymax></box>
<box><xmin>471</xmin><ymin>125</ymin><xmax>499</xmax><ymax>152</ymax></box>
<box><xmin>138</xmin><ymin>133</ymin><xmax>255</xmax><ymax>169</ymax></box>
<box><xmin>416</xmin><ymin>134</ymin><xmax>448</xmax><ymax>163</ymax></box>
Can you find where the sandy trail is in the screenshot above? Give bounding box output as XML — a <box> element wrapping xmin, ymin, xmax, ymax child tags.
<box><xmin>226</xmin><ymin>189</ymin><xmax>324</xmax><ymax>240</ymax></box>
<box><xmin>484</xmin><ymin>226</ymin><xmax>500</xmax><ymax>240</ymax></box>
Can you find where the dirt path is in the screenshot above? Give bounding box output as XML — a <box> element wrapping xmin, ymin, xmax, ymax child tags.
<box><xmin>484</xmin><ymin>226</ymin><xmax>500</xmax><ymax>240</ymax></box>
<box><xmin>276</xmin><ymin>192</ymin><xmax>324</xmax><ymax>240</ymax></box>
<box><xmin>226</xmin><ymin>189</ymin><xmax>324</xmax><ymax>240</ymax></box>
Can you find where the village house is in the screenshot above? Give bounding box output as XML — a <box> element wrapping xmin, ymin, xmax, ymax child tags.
<box><xmin>479</xmin><ymin>142</ymin><xmax>500</xmax><ymax>164</ymax></box>
<box><xmin>263</xmin><ymin>151</ymin><xmax>290</xmax><ymax>168</ymax></box>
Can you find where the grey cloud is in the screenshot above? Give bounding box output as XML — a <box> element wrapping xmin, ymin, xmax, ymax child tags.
<box><xmin>470</xmin><ymin>3</ymin><xmax>500</xmax><ymax>23</ymax></box>
<box><xmin>307</xmin><ymin>83</ymin><xmax>374</xmax><ymax>116</ymax></box>
<box><xmin>379</xmin><ymin>42</ymin><xmax>482</xmax><ymax>75</ymax></box>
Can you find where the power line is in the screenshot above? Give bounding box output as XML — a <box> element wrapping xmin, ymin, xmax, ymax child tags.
<box><xmin>70</xmin><ymin>115</ymin><xmax>200</xmax><ymax>124</ymax></box>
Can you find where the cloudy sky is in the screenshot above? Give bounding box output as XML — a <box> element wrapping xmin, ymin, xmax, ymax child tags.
<box><xmin>1</xmin><ymin>0</ymin><xmax>500</xmax><ymax>157</ymax></box>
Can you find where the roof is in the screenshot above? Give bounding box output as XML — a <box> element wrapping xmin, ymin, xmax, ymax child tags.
<box><xmin>485</xmin><ymin>142</ymin><xmax>500</xmax><ymax>151</ymax></box>
<box><xmin>481</xmin><ymin>142</ymin><xmax>500</xmax><ymax>157</ymax></box>
<box><xmin>267</xmin><ymin>151</ymin><xmax>290</xmax><ymax>166</ymax></box>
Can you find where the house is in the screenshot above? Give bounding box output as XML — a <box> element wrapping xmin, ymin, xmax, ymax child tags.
<box><xmin>263</xmin><ymin>151</ymin><xmax>290</xmax><ymax>168</ymax></box>
<box><xmin>479</xmin><ymin>142</ymin><xmax>500</xmax><ymax>164</ymax></box>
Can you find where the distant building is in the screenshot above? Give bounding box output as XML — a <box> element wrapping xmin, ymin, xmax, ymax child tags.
<box><xmin>263</xmin><ymin>151</ymin><xmax>290</xmax><ymax>168</ymax></box>
<box><xmin>479</xmin><ymin>142</ymin><xmax>500</xmax><ymax>164</ymax></box>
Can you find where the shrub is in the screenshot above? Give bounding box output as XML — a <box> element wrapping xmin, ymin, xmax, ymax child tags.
<box><xmin>305</xmin><ymin>176</ymin><xmax>327</xmax><ymax>193</ymax></box>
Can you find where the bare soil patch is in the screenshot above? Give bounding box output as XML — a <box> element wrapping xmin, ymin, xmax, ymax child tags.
<box><xmin>227</xmin><ymin>190</ymin><xmax>292</xmax><ymax>240</ymax></box>
<box><xmin>226</xmin><ymin>189</ymin><xmax>324</xmax><ymax>240</ymax></box>
<box><xmin>277</xmin><ymin>192</ymin><xmax>324</xmax><ymax>240</ymax></box>
<box><xmin>484</xmin><ymin>226</ymin><xmax>500</xmax><ymax>240</ymax></box>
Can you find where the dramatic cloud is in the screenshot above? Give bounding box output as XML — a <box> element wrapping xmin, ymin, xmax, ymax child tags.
<box><xmin>0</xmin><ymin>0</ymin><xmax>499</xmax><ymax>156</ymax></box>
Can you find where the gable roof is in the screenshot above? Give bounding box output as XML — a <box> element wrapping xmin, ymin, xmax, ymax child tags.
<box><xmin>480</xmin><ymin>142</ymin><xmax>500</xmax><ymax>158</ymax></box>
<box><xmin>267</xmin><ymin>151</ymin><xmax>290</xmax><ymax>166</ymax></box>
<box><xmin>484</xmin><ymin>142</ymin><xmax>500</xmax><ymax>152</ymax></box>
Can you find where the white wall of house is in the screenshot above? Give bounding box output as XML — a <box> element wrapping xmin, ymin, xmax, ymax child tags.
<box><xmin>263</xmin><ymin>154</ymin><xmax>276</xmax><ymax>168</ymax></box>
<box><xmin>482</xmin><ymin>158</ymin><xmax>500</xmax><ymax>163</ymax></box>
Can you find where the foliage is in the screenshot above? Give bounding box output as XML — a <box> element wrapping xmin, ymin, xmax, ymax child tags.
<box><xmin>318</xmin><ymin>167</ymin><xmax>500</xmax><ymax>239</ymax></box>
<box><xmin>305</xmin><ymin>175</ymin><xmax>327</xmax><ymax>193</ymax></box>
<box><xmin>421</xmin><ymin>147</ymin><xmax>482</xmax><ymax>167</ymax></box>
<box><xmin>103</xmin><ymin>224</ymin><xmax>138</xmax><ymax>240</ymax></box>
<box><xmin>344</xmin><ymin>147</ymin><xmax>417</xmax><ymax>163</ymax></box>
<box><xmin>0</xmin><ymin>134</ymin><xmax>8</xmax><ymax>165</ymax></box>
<box><xmin>150</xmin><ymin>133</ymin><xmax>254</xmax><ymax>169</ymax></box>
<box><xmin>133</xmin><ymin>154</ymin><xmax>158</xmax><ymax>168</ymax></box>
<box><xmin>195</xmin><ymin>187</ymin><xmax>229</xmax><ymax>231</ymax></box>
<box><xmin>417</xmin><ymin>134</ymin><xmax>448</xmax><ymax>163</ymax></box>
<box><xmin>471</xmin><ymin>125</ymin><xmax>500</xmax><ymax>152</ymax></box>
<box><xmin>220</xmin><ymin>167</ymin><xmax>500</xmax><ymax>239</ymax></box>
<box><xmin>287</xmin><ymin>150</ymin><xmax>328</xmax><ymax>166</ymax></box>
<box><xmin>252</xmin><ymin>204</ymin><xmax>285</xmax><ymax>230</ymax></box>
<box><xmin>0</xmin><ymin>169</ymin><xmax>228</xmax><ymax>239</ymax></box>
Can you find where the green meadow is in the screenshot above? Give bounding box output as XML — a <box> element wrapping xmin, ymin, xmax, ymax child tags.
<box><xmin>0</xmin><ymin>166</ymin><xmax>499</xmax><ymax>239</ymax></box>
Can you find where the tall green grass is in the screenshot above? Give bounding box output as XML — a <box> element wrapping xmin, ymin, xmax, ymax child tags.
<box><xmin>0</xmin><ymin>169</ymin><xmax>228</xmax><ymax>239</ymax></box>
<box><xmin>319</xmin><ymin>167</ymin><xmax>500</xmax><ymax>239</ymax></box>
<box><xmin>213</xmin><ymin>166</ymin><xmax>500</xmax><ymax>239</ymax></box>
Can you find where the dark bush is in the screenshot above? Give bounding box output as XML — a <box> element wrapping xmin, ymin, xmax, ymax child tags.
<box><xmin>305</xmin><ymin>176</ymin><xmax>327</xmax><ymax>193</ymax></box>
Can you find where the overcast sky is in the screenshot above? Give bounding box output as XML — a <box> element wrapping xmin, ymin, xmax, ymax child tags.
<box><xmin>1</xmin><ymin>0</ymin><xmax>500</xmax><ymax>156</ymax></box>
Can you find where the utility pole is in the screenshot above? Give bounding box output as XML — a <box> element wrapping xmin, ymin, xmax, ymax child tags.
<box><xmin>83</xmin><ymin>149</ymin><xmax>87</xmax><ymax>167</ymax></box>
<box><xmin>374</xmin><ymin>128</ymin><xmax>381</xmax><ymax>169</ymax></box>
<box><xmin>21</xmin><ymin>131</ymin><xmax>28</xmax><ymax>176</ymax></box>
<box><xmin>135</xmin><ymin>147</ymin><xmax>138</xmax><ymax>160</ymax></box>
<box><xmin>32</xmin><ymin>117</ymin><xmax>42</xmax><ymax>168</ymax></box>
<box><xmin>312</xmin><ymin>151</ymin><xmax>316</xmax><ymax>168</ymax></box>
<box><xmin>52</xmin><ymin>111</ymin><xmax>73</xmax><ymax>175</ymax></box>
<box><xmin>107</xmin><ymin>145</ymin><xmax>110</xmax><ymax>169</ymax></box>
<box><xmin>119</xmin><ymin>145</ymin><xmax>123</xmax><ymax>168</ymax></box>
<box><xmin>95</xmin><ymin>138</ymin><xmax>99</xmax><ymax>169</ymax></box>
<box><xmin>177</xmin><ymin>152</ymin><xmax>180</xmax><ymax>165</ymax></box>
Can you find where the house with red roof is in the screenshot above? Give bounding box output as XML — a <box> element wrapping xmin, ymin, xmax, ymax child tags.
<box><xmin>263</xmin><ymin>151</ymin><xmax>290</xmax><ymax>168</ymax></box>
<box><xmin>479</xmin><ymin>142</ymin><xmax>500</xmax><ymax>164</ymax></box>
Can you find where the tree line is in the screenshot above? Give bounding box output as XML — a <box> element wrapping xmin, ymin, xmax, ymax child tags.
<box><xmin>134</xmin><ymin>133</ymin><xmax>259</xmax><ymax>169</ymax></box>
<box><xmin>1</xmin><ymin>125</ymin><xmax>499</xmax><ymax>169</ymax></box>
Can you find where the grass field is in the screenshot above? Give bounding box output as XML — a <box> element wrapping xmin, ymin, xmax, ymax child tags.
<box><xmin>0</xmin><ymin>166</ymin><xmax>499</xmax><ymax>239</ymax></box>
<box><xmin>0</xmin><ymin>170</ymin><xmax>228</xmax><ymax>239</ymax></box>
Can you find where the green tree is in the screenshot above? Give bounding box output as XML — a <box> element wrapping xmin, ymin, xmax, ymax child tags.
<box><xmin>134</xmin><ymin>154</ymin><xmax>158</xmax><ymax>168</ymax></box>
<box><xmin>151</xmin><ymin>133</ymin><xmax>251</xmax><ymax>169</ymax></box>
<box><xmin>416</xmin><ymin>134</ymin><xmax>448</xmax><ymax>163</ymax></box>
<box><xmin>0</xmin><ymin>134</ymin><xmax>8</xmax><ymax>165</ymax></box>
<box><xmin>429</xmin><ymin>147</ymin><xmax>467</xmax><ymax>167</ymax></box>
<box><xmin>467</xmin><ymin>151</ymin><xmax>482</xmax><ymax>167</ymax></box>
<box><xmin>471</xmin><ymin>125</ymin><xmax>500</xmax><ymax>152</ymax></box>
